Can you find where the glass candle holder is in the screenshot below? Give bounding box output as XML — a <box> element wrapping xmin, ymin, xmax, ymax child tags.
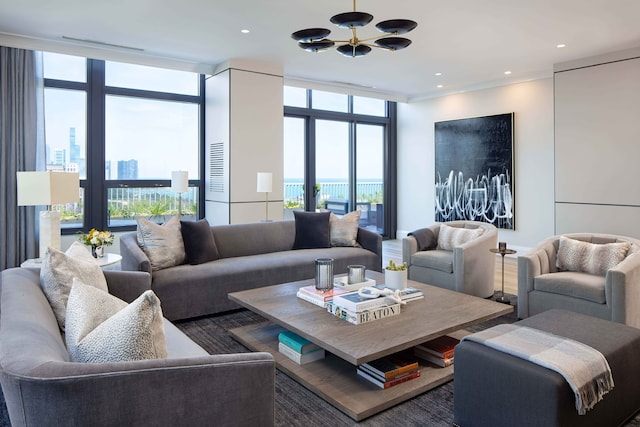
<box><xmin>347</xmin><ymin>265</ymin><xmax>366</xmax><ymax>284</ymax></box>
<box><xmin>315</xmin><ymin>258</ymin><xmax>334</xmax><ymax>291</ymax></box>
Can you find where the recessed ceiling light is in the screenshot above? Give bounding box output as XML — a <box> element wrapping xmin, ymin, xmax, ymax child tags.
<box><xmin>435</xmin><ymin>72</ymin><xmax>442</xmax><ymax>76</ymax></box>
<box><xmin>504</xmin><ymin>70</ymin><xmax>512</xmax><ymax>75</ymax></box>
<box><xmin>437</xmin><ymin>84</ymin><xmax>443</xmax><ymax>88</ymax></box>
<box><xmin>241</xmin><ymin>29</ymin><xmax>250</xmax><ymax>34</ymax></box>
<box><xmin>557</xmin><ymin>43</ymin><xmax>566</xmax><ymax>48</ymax></box>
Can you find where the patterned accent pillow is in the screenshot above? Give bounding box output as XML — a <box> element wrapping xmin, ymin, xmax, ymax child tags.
<box><xmin>329</xmin><ymin>211</ymin><xmax>361</xmax><ymax>247</ymax></box>
<box><xmin>556</xmin><ymin>236</ymin><xmax>631</xmax><ymax>276</ymax></box>
<box><xmin>136</xmin><ymin>216</ymin><xmax>186</xmax><ymax>271</ymax></box>
<box><xmin>65</xmin><ymin>278</ymin><xmax>167</xmax><ymax>363</ymax></box>
<box><xmin>40</xmin><ymin>241</ymin><xmax>108</xmax><ymax>331</ymax></box>
<box><xmin>437</xmin><ymin>223</ymin><xmax>484</xmax><ymax>251</ymax></box>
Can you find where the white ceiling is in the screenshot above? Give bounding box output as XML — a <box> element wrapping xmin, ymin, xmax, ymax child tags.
<box><xmin>1</xmin><ymin>0</ymin><xmax>639</xmax><ymax>101</ymax></box>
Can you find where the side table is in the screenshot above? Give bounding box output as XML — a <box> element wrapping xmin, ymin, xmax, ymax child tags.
<box><xmin>21</xmin><ymin>253</ymin><xmax>123</xmax><ymax>269</ymax></box>
<box><xmin>490</xmin><ymin>248</ymin><xmax>517</xmax><ymax>304</ymax></box>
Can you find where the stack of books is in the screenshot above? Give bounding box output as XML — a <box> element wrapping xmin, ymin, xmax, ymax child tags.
<box><xmin>357</xmin><ymin>352</ymin><xmax>421</xmax><ymax>389</ymax></box>
<box><xmin>414</xmin><ymin>335</ymin><xmax>459</xmax><ymax>367</ymax></box>
<box><xmin>327</xmin><ymin>301</ymin><xmax>401</xmax><ymax>325</ymax></box>
<box><xmin>278</xmin><ymin>330</ymin><xmax>325</xmax><ymax>365</ymax></box>
<box><xmin>296</xmin><ymin>285</ymin><xmax>350</xmax><ymax>308</ymax></box>
<box><xmin>329</xmin><ymin>290</ymin><xmax>401</xmax><ymax>325</ymax></box>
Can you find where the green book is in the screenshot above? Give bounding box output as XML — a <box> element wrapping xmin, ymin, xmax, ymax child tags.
<box><xmin>278</xmin><ymin>330</ymin><xmax>321</xmax><ymax>354</ymax></box>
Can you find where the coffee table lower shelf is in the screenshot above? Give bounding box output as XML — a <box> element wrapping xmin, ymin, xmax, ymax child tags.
<box><xmin>229</xmin><ymin>321</ymin><xmax>468</xmax><ymax>421</ymax></box>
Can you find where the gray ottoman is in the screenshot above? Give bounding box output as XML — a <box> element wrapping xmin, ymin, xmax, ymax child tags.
<box><xmin>453</xmin><ymin>309</ymin><xmax>640</xmax><ymax>427</ymax></box>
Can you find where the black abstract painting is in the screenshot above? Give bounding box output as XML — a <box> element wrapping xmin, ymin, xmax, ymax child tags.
<box><xmin>434</xmin><ymin>113</ymin><xmax>514</xmax><ymax>229</ymax></box>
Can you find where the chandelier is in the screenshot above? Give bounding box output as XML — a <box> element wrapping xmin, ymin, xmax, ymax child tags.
<box><xmin>291</xmin><ymin>0</ymin><xmax>418</xmax><ymax>58</ymax></box>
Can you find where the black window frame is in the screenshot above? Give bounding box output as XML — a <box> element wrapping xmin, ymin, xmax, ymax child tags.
<box><xmin>284</xmin><ymin>89</ymin><xmax>397</xmax><ymax>239</ymax></box>
<box><xmin>44</xmin><ymin>58</ymin><xmax>205</xmax><ymax>233</ymax></box>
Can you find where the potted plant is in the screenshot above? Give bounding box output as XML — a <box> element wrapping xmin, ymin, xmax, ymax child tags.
<box><xmin>385</xmin><ymin>260</ymin><xmax>408</xmax><ymax>290</ymax></box>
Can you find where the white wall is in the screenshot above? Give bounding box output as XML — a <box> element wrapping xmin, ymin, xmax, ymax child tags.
<box><xmin>397</xmin><ymin>78</ymin><xmax>555</xmax><ymax>251</ymax></box>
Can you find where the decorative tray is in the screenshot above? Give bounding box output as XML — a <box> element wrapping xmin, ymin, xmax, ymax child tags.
<box><xmin>333</xmin><ymin>276</ymin><xmax>376</xmax><ymax>292</ymax></box>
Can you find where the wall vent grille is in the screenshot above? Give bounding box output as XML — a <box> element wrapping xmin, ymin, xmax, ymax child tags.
<box><xmin>209</xmin><ymin>142</ymin><xmax>224</xmax><ymax>193</ymax></box>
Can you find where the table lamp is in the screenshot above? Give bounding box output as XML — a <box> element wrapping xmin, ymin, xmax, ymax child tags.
<box><xmin>257</xmin><ymin>172</ymin><xmax>272</xmax><ymax>222</ymax></box>
<box><xmin>17</xmin><ymin>171</ymin><xmax>80</xmax><ymax>258</ymax></box>
<box><xmin>171</xmin><ymin>171</ymin><xmax>189</xmax><ymax>215</ymax></box>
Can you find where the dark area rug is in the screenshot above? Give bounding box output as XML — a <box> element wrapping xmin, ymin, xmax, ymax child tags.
<box><xmin>0</xmin><ymin>292</ymin><xmax>638</xmax><ymax>426</ymax></box>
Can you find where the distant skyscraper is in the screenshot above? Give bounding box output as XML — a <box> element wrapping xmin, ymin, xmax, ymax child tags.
<box><xmin>117</xmin><ymin>159</ymin><xmax>139</xmax><ymax>179</ymax></box>
<box><xmin>69</xmin><ymin>127</ymin><xmax>80</xmax><ymax>165</ymax></box>
<box><xmin>53</xmin><ymin>148</ymin><xmax>66</xmax><ymax>166</ymax></box>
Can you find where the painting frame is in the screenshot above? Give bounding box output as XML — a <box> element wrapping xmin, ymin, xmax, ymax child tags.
<box><xmin>434</xmin><ymin>113</ymin><xmax>515</xmax><ymax>230</ymax></box>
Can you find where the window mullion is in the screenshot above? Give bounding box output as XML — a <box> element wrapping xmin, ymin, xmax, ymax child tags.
<box><xmin>86</xmin><ymin>59</ymin><xmax>107</xmax><ymax>230</ymax></box>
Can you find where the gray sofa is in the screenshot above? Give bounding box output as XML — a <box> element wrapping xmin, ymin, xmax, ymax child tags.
<box><xmin>0</xmin><ymin>267</ymin><xmax>275</xmax><ymax>427</ymax></box>
<box><xmin>518</xmin><ymin>233</ymin><xmax>640</xmax><ymax>328</ymax></box>
<box><xmin>120</xmin><ymin>220</ymin><xmax>382</xmax><ymax>320</ymax></box>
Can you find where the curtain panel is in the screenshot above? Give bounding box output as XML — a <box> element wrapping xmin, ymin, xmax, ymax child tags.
<box><xmin>0</xmin><ymin>46</ymin><xmax>42</xmax><ymax>270</ymax></box>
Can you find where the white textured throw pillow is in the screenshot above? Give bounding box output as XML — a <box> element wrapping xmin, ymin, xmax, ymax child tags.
<box><xmin>136</xmin><ymin>216</ymin><xmax>186</xmax><ymax>271</ymax></box>
<box><xmin>329</xmin><ymin>211</ymin><xmax>361</xmax><ymax>247</ymax></box>
<box><xmin>437</xmin><ymin>223</ymin><xmax>484</xmax><ymax>251</ymax></box>
<box><xmin>65</xmin><ymin>278</ymin><xmax>167</xmax><ymax>363</ymax></box>
<box><xmin>557</xmin><ymin>236</ymin><xmax>631</xmax><ymax>276</ymax></box>
<box><xmin>40</xmin><ymin>241</ymin><xmax>108</xmax><ymax>331</ymax></box>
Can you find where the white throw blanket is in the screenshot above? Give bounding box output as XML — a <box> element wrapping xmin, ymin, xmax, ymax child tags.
<box><xmin>462</xmin><ymin>324</ymin><xmax>614</xmax><ymax>415</ymax></box>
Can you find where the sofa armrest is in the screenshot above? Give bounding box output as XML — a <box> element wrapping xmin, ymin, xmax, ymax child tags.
<box><xmin>402</xmin><ymin>236</ymin><xmax>418</xmax><ymax>266</ymax></box>
<box><xmin>1</xmin><ymin>352</ymin><xmax>275</xmax><ymax>427</ymax></box>
<box><xmin>453</xmin><ymin>227</ymin><xmax>498</xmax><ymax>297</ymax></box>
<box><xmin>104</xmin><ymin>270</ymin><xmax>152</xmax><ymax>303</ymax></box>
<box><xmin>517</xmin><ymin>240</ymin><xmax>556</xmax><ymax>319</ymax></box>
<box><xmin>119</xmin><ymin>231</ymin><xmax>152</xmax><ymax>274</ymax></box>
<box><xmin>608</xmin><ymin>251</ymin><xmax>640</xmax><ymax>327</ymax></box>
<box><xmin>357</xmin><ymin>227</ymin><xmax>382</xmax><ymax>272</ymax></box>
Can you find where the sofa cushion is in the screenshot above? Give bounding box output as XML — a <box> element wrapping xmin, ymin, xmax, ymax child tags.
<box><xmin>534</xmin><ymin>272</ymin><xmax>606</xmax><ymax>304</ymax></box>
<box><xmin>437</xmin><ymin>223</ymin><xmax>484</xmax><ymax>251</ymax></box>
<box><xmin>411</xmin><ymin>249</ymin><xmax>454</xmax><ymax>273</ymax></box>
<box><xmin>137</xmin><ymin>216</ymin><xmax>186</xmax><ymax>271</ymax></box>
<box><xmin>40</xmin><ymin>241</ymin><xmax>108</xmax><ymax>331</ymax></box>
<box><xmin>292</xmin><ymin>211</ymin><xmax>331</xmax><ymax>249</ymax></box>
<box><xmin>65</xmin><ymin>278</ymin><xmax>167</xmax><ymax>363</ymax></box>
<box><xmin>557</xmin><ymin>236</ymin><xmax>631</xmax><ymax>276</ymax></box>
<box><xmin>329</xmin><ymin>211</ymin><xmax>361</xmax><ymax>247</ymax></box>
<box><xmin>180</xmin><ymin>218</ymin><xmax>220</xmax><ymax>265</ymax></box>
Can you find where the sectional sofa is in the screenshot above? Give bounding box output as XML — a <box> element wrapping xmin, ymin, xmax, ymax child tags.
<box><xmin>0</xmin><ymin>267</ymin><xmax>276</xmax><ymax>427</ymax></box>
<box><xmin>120</xmin><ymin>219</ymin><xmax>383</xmax><ymax>320</ymax></box>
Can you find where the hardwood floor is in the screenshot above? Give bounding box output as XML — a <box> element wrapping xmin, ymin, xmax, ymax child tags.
<box><xmin>382</xmin><ymin>239</ymin><xmax>518</xmax><ymax>296</ymax></box>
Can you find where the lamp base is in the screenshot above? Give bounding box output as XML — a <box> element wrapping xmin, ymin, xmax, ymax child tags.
<box><xmin>39</xmin><ymin>210</ymin><xmax>61</xmax><ymax>258</ymax></box>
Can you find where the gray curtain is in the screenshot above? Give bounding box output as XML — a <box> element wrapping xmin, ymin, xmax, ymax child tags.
<box><xmin>0</xmin><ymin>47</ymin><xmax>44</xmax><ymax>270</ymax></box>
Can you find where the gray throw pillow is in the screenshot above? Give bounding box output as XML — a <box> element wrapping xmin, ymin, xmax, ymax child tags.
<box><xmin>136</xmin><ymin>216</ymin><xmax>186</xmax><ymax>271</ymax></box>
<box><xmin>329</xmin><ymin>211</ymin><xmax>361</xmax><ymax>247</ymax></box>
<box><xmin>437</xmin><ymin>223</ymin><xmax>484</xmax><ymax>251</ymax></box>
<box><xmin>65</xmin><ymin>278</ymin><xmax>167</xmax><ymax>363</ymax></box>
<box><xmin>40</xmin><ymin>241</ymin><xmax>108</xmax><ymax>331</ymax></box>
<box><xmin>557</xmin><ymin>236</ymin><xmax>631</xmax><ymax>276</ymax></box>
<box><xmin>180</xmin><ymin>218</ymin><xmax>220</xmax><ymax>264</ymax></box>
<box><xmin>292</xmin><ymin>211</ymin><xmax>331</xmax><ymax>249</ymax></box>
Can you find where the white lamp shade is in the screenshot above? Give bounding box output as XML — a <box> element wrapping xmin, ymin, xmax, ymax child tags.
<box><xmin>171</xmin><ymin>171</ymin><xmax>189</xmax><ymax>193</ymax></box>
<box><xmin>257</xmin><ymin>172</ymin><xmax>273</xmax><ymax>193</ymax></box>
<box><xmin>17</xmin><ymin>171</ymin><xmax>79</xmax><ymax>206</ymax></box>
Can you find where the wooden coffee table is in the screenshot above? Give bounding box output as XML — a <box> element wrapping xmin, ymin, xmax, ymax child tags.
<box><xmin>228</xmin><ymin>271</ymin><xmax>513</xmax><ymax>421</ymax></box>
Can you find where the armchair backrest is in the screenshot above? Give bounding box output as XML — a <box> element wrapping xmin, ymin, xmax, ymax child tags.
<box><xmin>431</xmin><ymin>220</ymin><xmax>498</xmax><ymax>250</ymax></box>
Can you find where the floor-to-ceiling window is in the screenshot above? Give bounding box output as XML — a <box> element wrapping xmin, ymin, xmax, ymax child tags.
<box><xmin>283</xmin><ymin>86</ymin><xmax>396</xmax><ymax>238</ymax></box>
<box><xmin>43</xmin><ymin>52</ymin><xmax>204</xmax><ymax>232</ymax></box>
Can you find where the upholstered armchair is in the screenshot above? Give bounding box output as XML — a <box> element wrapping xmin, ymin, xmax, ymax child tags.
<box><xmin>518</xmin><ymin>233</ymin><xmax>640</xmax><ymax>328</ymax></box>
<box><xmin>402</xmin><ymin>220</ymin><xmax>498</xmax><ymax>298</ymax></box>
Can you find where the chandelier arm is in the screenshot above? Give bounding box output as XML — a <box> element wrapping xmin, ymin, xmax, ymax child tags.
<box><xmin>308</xmin><ymin>38</ymin><xmax>352</xmax><ymax>44</ymax></box>
<box><xmin>356</xmin><ymin>32</ymin><xmax>399</xmax><ymax>43</ymax></box>
<box><xmin>360</xmin><ymin>43</ymin><xmax>393</xmax><ymax>51</ymax></box>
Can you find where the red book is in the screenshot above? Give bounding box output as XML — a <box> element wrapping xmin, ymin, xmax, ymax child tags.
<box><xmin>357</xmin><ymin>368</ymin><xmax>421</xmax><ymax>389</ymax></box>
<box><xmin>415</xmin><ymin>335</ymin><xmax>459</xmax><ymax>359</ymax></box>
<box><xmin>297</xmin><ymin>285</ymin><xmax>350</xmax><ymax>302</ymax></box>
